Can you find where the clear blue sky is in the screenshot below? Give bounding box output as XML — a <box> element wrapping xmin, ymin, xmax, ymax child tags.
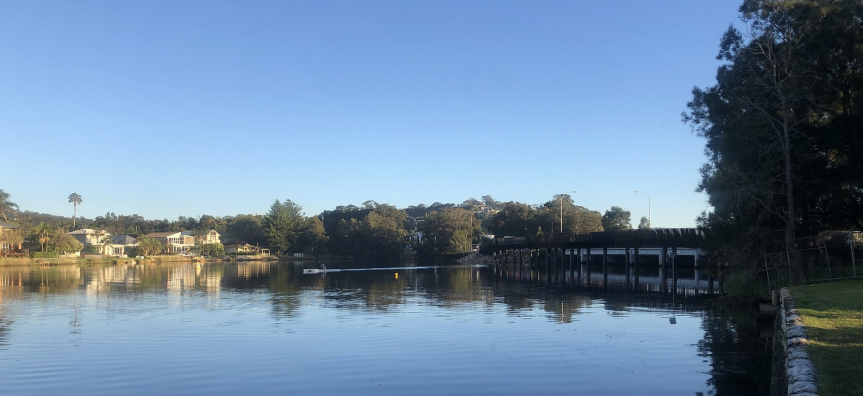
<box><xmin>1</xmin><ymin>1</ymin><xmax>741</xmax><ymax>227</ymax></box>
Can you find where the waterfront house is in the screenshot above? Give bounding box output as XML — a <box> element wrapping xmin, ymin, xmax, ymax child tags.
<box><xmin>224</xmin><ymin>241</ymin><xmax>259</xmax><ymax>255</ymax></box>
<box><xmin>198</xmin><ymin>230</ymin><xmax>221</xmax><ymax>245</ymax></box>
<box><xmin>109</xmin><ymin>235</ymin><xmax>138</xmax><ymax>256</ymax></box>
<box><xmin>145</xmin><ymin>231</ymin><xmax>195</xmax><ymax>253</ymax></box>
<box><xmin>69</xmin><ymin>229</ymin><xmax>104</xmax><ymax>246</ymax></box>
<box><xmin>0</xmin><ymin>221</ymin><xmax>23</xmax><ymax>252</ymax></box>
<box><xmin>69</xmin><ymin>229</ymin><xmax>116</xmax><ymax>254</ymax></box>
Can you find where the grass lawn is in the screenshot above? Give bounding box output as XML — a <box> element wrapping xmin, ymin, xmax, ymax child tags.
<box><xmin>790</xmin><ymin>280</ymin><xmax>863</xmax><ymax>396</ymax></box>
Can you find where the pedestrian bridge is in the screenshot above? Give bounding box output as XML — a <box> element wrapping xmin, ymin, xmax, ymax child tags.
<box><xmin>480</xmin><ymin>228</ymin><xmax>703</xmax><ymax>253</ymax></box>
<box><xmin>481</xmin><ymin>228</ymin><xmax>710</xmax><ymax>294</ymax></box>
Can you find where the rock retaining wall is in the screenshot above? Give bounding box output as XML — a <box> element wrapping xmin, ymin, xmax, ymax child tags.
<box><xmin>779</xmin><ymin>287</ymin><xmax>819</xmax><ymax>396</ymax></box>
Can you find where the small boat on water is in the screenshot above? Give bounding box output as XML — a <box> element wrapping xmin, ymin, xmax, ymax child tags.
<box><xmin>302</xmin><ymin>264</ymin><xmax>487</xmax><ymax>275</ymax></box>
<box><xmin>303</xmin><ymin>268</ymin><xmax>341</xmax><ymax>274</ymax></box>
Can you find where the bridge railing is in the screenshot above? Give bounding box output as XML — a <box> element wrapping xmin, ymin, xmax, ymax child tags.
<box><xmin>481</xmin><ymin>228</ymin><xmax>704</xmax><ymax>252</ymax></box>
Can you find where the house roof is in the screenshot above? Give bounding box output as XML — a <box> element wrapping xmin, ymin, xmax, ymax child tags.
<box><xmin>112</xmin><ymin>235</ymin><xmax>137</xmax><ymax>245</ymax></box>
<box><xmin>69</xmin><ymin>228</ymin><xmax>96</xmax><ymax>235</ymax></box>
<box><xmin>146</xmin><ymin>231</ymin><xmax>180</xmax><ymax>238</ymax></box>
<box><xmin>0</xmin><ymin>222</ymin><xmax>22</xmax><ymax>229</ymax></box>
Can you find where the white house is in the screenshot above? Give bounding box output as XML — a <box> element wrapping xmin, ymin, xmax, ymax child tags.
<box><xmin>145</xmin><ymin>231</ymin><xmax>195</xmax><ymax>253</ymax></box>
<box><xmin>69</xmin><ymin>229</ymin><xmax>105</xmax><ymax>246</ymax></box>
<box><xmin>109</xmin><ymin>235</ymin><xmax>138</xmax><ymax>256</ymax></box>
<box><xmin>198</xmin><ymin>230</ymin><xmax>221</xmax><ymax>245</ymax></box>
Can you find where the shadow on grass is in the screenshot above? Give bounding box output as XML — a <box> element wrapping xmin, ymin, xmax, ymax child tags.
<box><xmin>792</xmin><ymin>280</ymin><xmax>863</xmax><ymax>396</ymax></box>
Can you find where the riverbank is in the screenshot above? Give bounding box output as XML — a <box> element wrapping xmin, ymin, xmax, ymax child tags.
<box><xmin>0</xmin><ymin>255</ymin><xmax>195</xmax><ymax>266</ymax></box>
<box><xmin>789</xmin><ymin>280</ymin><xmax>863</xmax><ymax>396</ymax></box>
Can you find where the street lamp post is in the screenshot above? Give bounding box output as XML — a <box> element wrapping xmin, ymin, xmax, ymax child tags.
<box><xmin>561</xmin><ymin>191</ymin><xmax>577</xmax><ymax>234</ymax></box>
<box><xmin>635</xmin><ymin>191</ymin><xmax>651</xmax><ymax>229</ymax></box>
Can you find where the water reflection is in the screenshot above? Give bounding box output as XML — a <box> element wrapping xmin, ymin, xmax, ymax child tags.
<box><xmin>0</xmin><ymin>262</ymin><xmax>770</xmax><ymax>396</ymax></box>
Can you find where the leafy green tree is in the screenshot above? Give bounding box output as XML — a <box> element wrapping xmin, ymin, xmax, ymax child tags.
<box><xmin>489</xmin><ymin>202</ymin><xmax>536</xmax><ymax>237</ymax></box>
<box><xmin>683</xmin><ymin>0</ymin><xmax>863</xmax><ymax>281</ymax></box>
<box><xmin>321</xmin><ymin>203</ymin><xmax>407</xmax><ymax>258</ymax></box>
<box><xmin>423</xmin><ymin>208</ymin><xmax>478</xmax><ymax>255</ymax></box>
<box><xmin>262</xmin><ymin>199</ymin><xmax>304</xmax><ymax>255</ymax></box>
<box><xmin>298</xmin><ymin>216</ymin><xmax>328</xmax><ymax>256</ymax></box>
<box><xmin>361</xmin><ymin>205</ymin><xmax>407</xmax><ymax>258</ymax></box>
<box><xmin>335</xmin><ymin>217</ymin><xmax>365</xmax><ymax>256</ymax></box>
<box><xmin>198</xmin><ymin>242</ymin><xmax>225</xmax><ymax>257</ymax></box>
<box><xmin>572</xmin><ymin>208</ymin><xmax>604</xmax><ymax>234</ymax></box>
<box><xmin>638</xmin><ymin>216</ymin><xmax>650</xmax><ymax>230</ymax></box>
<box><xmin>601</xmin><ymin>206</ymin><xmax>632</xmax><ymax>231</ymax></box>
<box><xmin>49</xmin><ymin>229</ymin><xmax>83</xmax><ymax>254</ymax></box>
<box><xmin>68</xmin><ymin>193</ymin><xmax>82</xmax><ymax>230</ymax></box>
<box><xmin>137</xmin><ymin>237</ymin><xmax>162</xmax><ymax>256</ymax></box>
<box><xmin>0</xmin><ymin>189</ymin><xmax>18</xmax><ymax>222</ymax></box>
<box><xmin>460</xmin><ymin>198</ymin><xmax>483</xmax><ymax>213</ymax></box>
<box><xmin>224</xmin><ymin>214</ymin><xmax>266</xmax><ymax>246</ymax></box>
<box><xmin>481</xmin><ymin>195</ymin><xmax>500</xmax><ymax>210</ymax></box>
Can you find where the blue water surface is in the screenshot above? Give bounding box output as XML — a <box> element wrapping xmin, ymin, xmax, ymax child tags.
<box><xmin>0</xmin><ymin>261</ymin><xmax>770</xmax><ymax>396</ymax></box>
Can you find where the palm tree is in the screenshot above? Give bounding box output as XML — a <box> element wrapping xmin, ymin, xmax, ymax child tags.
<box><xmin>68</xmin><ymin>193</ymin><xmax>83</xmax><ymax>230</ymax></box>
<box><xmin>0</xmin><ymin>189</ymin><xmax>19</xmax><ymax>222</ymax></box>
<box><xmin>36</xmin><ymin>222</ymin><xmax>52</xmax><ymax>252</ymax></box>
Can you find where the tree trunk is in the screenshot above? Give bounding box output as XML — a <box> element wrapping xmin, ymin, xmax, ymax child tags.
<box><xmin>783</xmin><ymin>123</ymin><xmax>802</xmax><ymax>284</ymax></box>
<box><xmin>72</xmin><ymin>204</ymin><xmax>77</xmax><ymax>230</ymax></box>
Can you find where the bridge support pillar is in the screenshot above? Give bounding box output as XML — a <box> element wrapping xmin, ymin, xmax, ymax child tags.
<box><xmin>585</xmin><ymin>248</ymin><xmax>592</xmax><ymax>286</ymax></box>
<box><xmin>671</xmin><ymin>246</ymin><xmax>678</xmax><ymax>295</ymax></box>
<box><xmin>708</xmin><ymin>273</ymin><xmax>714</xmax><ymax>294</ymax></box>
<box><xmin>693</xmin><ymin>250</ymin><xmax>700</xmax><ymax>291</ymax></box>
<box><xmin>625</xmin><ymin>247</ymin><xmax>631</xmax><ymax>289</ymax></box>
<box><xmin>519</xmin><ymin>249</ymin><xmax>524</xmax><ymax>275</ymax></box>
<box><xmin>576</xmin><ymin>248</ymin><xmax>582</xmax><ymax>285</ymax></box>
<box><xmin>602</xmin><ymin>247</ymin><xmax>608</xmax><ymax>288</ymax></box>
<box><xmin>661</xmin><ymin>246</ymin><xmax>668</xmax><ymax>293</ymax></box>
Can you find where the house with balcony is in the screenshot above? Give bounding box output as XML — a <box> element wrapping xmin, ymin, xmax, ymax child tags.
<box><xmin>145</xmin><ymin>231</ymin><xmax>195</xmax><ymax>253</ymax></box>
<box><xmin>198</xmin><ymin>230</ymin><xmax>221</xmax><ymax>245</ymax></box>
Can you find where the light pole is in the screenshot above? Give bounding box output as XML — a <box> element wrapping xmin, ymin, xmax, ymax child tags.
<box><xmin>635</xmin><ymin>191</ymin><xmax>651</xmax><ymax>229</ymax></box>
<box><xmin>561</xmin><ymin>191</ymin><xmax>577</xmax><ymax>234</ymax></box>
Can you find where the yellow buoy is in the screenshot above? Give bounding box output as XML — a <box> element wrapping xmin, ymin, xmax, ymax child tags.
<box><xmin>395</xmin><ymin>272</ymin><xmax>398</xmax><ymax>279</ymax></box>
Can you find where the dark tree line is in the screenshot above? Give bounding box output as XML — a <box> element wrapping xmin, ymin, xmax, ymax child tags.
<box><xmin>684</xmin><ymin>0</ymin><xmax>863</xmax><ymax>282</ymax></box>
<box><xmin>3</xmin><ymin>189</ymin><xmax>637</xmax><ymax>259</ymax></box>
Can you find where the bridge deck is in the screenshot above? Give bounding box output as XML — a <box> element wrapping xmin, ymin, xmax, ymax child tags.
<box><xmin>480</xmin><ymin>228</ymin><xmax>703</xmax><ymax>253</ymax></box>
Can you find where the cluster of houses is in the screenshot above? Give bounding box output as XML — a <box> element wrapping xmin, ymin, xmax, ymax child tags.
<box><xmin>66</xmin><ymin>229</ymin><xmax>271</xmax><ymax>257</ymax></box>
<box><xmin>0</xmin><ymin>225</ymin><xmax>271</xmax><ymax>258</ymax></box>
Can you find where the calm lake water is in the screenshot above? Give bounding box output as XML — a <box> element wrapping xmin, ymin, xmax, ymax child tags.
<box><xmin>0</xmin><ymin>261</ymin><xmax>771</xmax><ymax>396</ymax></box>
